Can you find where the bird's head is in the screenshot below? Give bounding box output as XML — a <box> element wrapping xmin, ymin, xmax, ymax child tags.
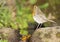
<box><xmin>32</xmin><ymin>5</ymin><xmax>41</xmax><ymax>16</ymax></box>
<box><xmin>32</xmin><ymin>5</ymin><xmax>38</xmax><ymax>16</ymax></box>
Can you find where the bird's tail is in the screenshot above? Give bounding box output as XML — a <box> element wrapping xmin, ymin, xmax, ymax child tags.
<box><xmin>48</xmin><ymin>20</ymin><xmax>57</xmax><ymax>26</ymax></box>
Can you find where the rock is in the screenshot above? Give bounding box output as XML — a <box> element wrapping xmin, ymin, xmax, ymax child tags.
<box><xmin>0</xmin><ymin>28</ymin><xmax>19</xmax><ymax>42</ymax></box>
<box><xmin>30</xmin><ymin>26</ymin><xmax>60</xmax><ymax>42</ymax></box>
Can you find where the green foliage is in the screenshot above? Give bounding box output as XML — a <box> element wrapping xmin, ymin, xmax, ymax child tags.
<box><xmin>16</xmin><ymin>5</ymin><xmax>33</xmax><ymax>35</ymax></box>
<box><xmin>39</xmin><ymin>3</ymin><xmax>49</xmax><ymax>9</ymax></box>
<box><xmin>29</xmin><ymin>0</ymin><xmax>37</xmax><ymax>4</ymax></box>
<box><xmin>1</xmin><ymin>0</ymin><xmax>59</xmax><ymax>36</ymax></box>
<box><xmin>0</xmin><ymin>0</ymin><xmax>34</xmax><ymax>35</ymax></box>
<box><xmin>0</xmin><ymin>1</ymin><xmax>11</xmax><ymax>28</ymax></box>
<box><xmin>20</xmin><ymin>30</ymin><xmax>28</xmax><ymax>35</ymax></box>
<box><xmin>0</xmin><ymin>40</ymin><xmax>8</xmax><ymax>42</ymax></box>
<box><xmin>0</xmin><ymin>0</ymin><xmax>48</xmax><ymax>35</ymax></box>
<box><xmin>55</xmin><ymin>0</ymin><xmax>60</xmax><ymax>4</ymax></box>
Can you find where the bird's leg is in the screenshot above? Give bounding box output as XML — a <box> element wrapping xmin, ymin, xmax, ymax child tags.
<box><xmin>40</xmin><ymin>23</ymin><xmax>42</xmax><ymax>28</ymax></box>
<box><xmin>36</xmin><ymin>24</ymin><xmax>40</xmax><ymax>29</ymax></box>
<box><xmin>36</xmin><ymin>24</ymin><xmax>42</xmax><ymax>29</ymax></box>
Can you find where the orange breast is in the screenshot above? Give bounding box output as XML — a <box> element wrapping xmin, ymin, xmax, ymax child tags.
<box><xmin>32</xmin><ymin>9</ymin><xmax>35</xmax><ymax>16</ymax></box>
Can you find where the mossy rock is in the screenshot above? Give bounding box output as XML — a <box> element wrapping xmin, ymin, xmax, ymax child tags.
<box><xmin>0</xmin><ymin>28</ymin><xmax>19</xmax><ymax>42</ymax></box>
<box><xmin>30</xmin><ymin>26</ymin><xmax>60</xmax><ymax>42</ymax></box>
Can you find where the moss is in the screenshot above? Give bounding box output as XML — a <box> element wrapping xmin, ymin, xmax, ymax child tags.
<box><xmin>44</xmin><ymin>33</ymin><xmax>51</xmax><ymax>38</ymax></box>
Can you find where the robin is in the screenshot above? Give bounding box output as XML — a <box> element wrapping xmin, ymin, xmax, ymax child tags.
<box><xmin>32</xmin><ymin>5</ymin><xmax>56</xmax><ymax>28</ymax></box>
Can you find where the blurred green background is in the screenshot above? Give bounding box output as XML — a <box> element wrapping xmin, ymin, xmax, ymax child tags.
<box><xmin>0</xmin><ymin>0</ymin><xmax>60</xmax><ymax>36</ymax></box>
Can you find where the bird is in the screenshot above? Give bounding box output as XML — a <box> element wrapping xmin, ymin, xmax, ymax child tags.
<box><xmin>32</xmin><ymin>5</ymin><xmax>56</xmax><ymax>29</ymax></box>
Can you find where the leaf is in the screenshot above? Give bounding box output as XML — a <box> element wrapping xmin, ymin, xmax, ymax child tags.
<box><xmin>4</xmin><ymin>40</ymin><xmax>8</xmax><ymax>42</ymax></box>
<box><xmin>0</xmin><ymin>40</ymin><xmax>8</xmax><ymax>42</ymax></box>
<box><xmin>20</xmin><ymin>30</ymin><xmax>28</xmax><ymax>35</ymax></box>
<box><xmin>0</xmin><ymin>23</ymin><xmax>3</xmax><ymax>27</ymax></box>
<box><xmin>29</xmin><ymin>0</ymin><xmax>37</xmax><ymax>4</ymax></box>
<box><xmin>19</xmin><ymin>20</ymin><xmax>28</xmax><ymax>29</ymax></box>
<box><xmin>10</xmin><ymin>22</ymin><xmax>18</xmax><ymax>29</ymax></box>
<box><xmin>0</xmin><ymin>40</ymin><xmax>3</xmax><ymax>42</ymax></box>
<box><xmin>39</xmin><ymin>3</ymin><xmax>49</xmax><ymax>9</ymax></box>
<box><xmin>23</xmin><ymin>21</ymin><xmax>28</xmax><ymax>29</ymax></box>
